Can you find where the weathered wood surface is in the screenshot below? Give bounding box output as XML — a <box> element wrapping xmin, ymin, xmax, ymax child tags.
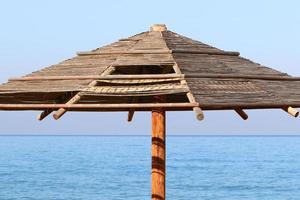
<box><xmin>172</xmin><ymin>63</ymin><xmax>205</xmax><ymax>120</ymax></box>
<box><xmin>9</xmin><ymin>74</ymin><xmax>184</xmax><ymax>81</ymax></box>
<box><xmin>37</xmin><ymin>109</ymin><xmax>53</xmax><ymax>121</ymax></box>
<box><xmin>0</xmin><ymin>102</ymin><xmax>199</xmax><ymax>110</ymax></box>
<box><xmin>127</xmin><ymin>109</ymin><xmax>135</xmax><ymax>121</ymax></box>
<box><xmin>282</xmin><ymin>106</ymin><xmax>299</xmax><ymax>117</ymax></box>
<box><xmin>234</xmin><ymin>108</ymin><xmax>249</xmax><ymax>120</ymax></box>
<box><xmin>172</xmin><ymin>49</ymin><xmax>240</xmax><ymax>56</ymax></box>
<box><xmin>53</xmin><ymin>94</ymin><xmax>81</xmax><ymax>120</ymax></box>
<box><xmin>0</xmin><ymin>26</ymin><xmax>300</xmax><ymax>112</ymax></box>
<box><xmin>187</xmin><ymin>78</ymin><xmax>300</xmax><ymax>108</ymax></box>
<box><xmin>77</xmin><ymin>49</ymin><xmax>239</xmax><ymax>56</ymax></box>
<box><xmin>151</xmin><ymin>96</ymin><xmax>166</xmax><ymax>200</ymax></box>
<box><xmin>162</xmin><ymin>31</ymin><xmax>288</xmax><ymax>77</ymax></box>
<box><xmin>81</xmin><ymin>83</ymin><xmax>188</xmax><ymax>96</ymax></box>
<box><xmin>77</xmin><ymin>50</ymin><xmax>171</xmax><ymax>55</ymax></box>
<box><xmin>9</xmin><ymin>74</ymin><xmax>300</xmax><ymax>82</ymax></box>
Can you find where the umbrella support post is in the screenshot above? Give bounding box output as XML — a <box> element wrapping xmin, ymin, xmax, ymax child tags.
<box><xmin>151</xmin><ymin>104</ymin><xmax>166</xmax><ymax>200</ymax></box>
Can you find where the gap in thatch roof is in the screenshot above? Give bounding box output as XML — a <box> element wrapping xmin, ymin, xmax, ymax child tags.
<box><xmin>110</xmin><ymin>64</ymin><xmax>175</xmax><ymax>75</ymax></box>
<box><xmin>77</xmin><ymin>93</ymin><xmax>189</xmax><ymax>104</ymax></box>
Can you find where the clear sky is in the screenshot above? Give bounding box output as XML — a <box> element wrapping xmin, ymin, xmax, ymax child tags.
<box><xmin>0</xmin><ymin>0</ymin><xmax>299</xmax><ymax>135</ymax></box>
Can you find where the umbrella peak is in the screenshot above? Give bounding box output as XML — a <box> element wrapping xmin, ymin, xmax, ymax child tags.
<box><xmin>150</xmin><ymin>24</ymin><xmax>167</xmax><ymax>32</ymax></box>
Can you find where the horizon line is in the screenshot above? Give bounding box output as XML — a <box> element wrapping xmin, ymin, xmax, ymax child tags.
<box><xmin>0</xmin><ymin>134</ymin><xmax>300</xmax><ymax>137</ymax></box>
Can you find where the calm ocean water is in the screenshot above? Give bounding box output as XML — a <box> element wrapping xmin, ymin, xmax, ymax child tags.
<box><xmin>0</xmin><ymin>136</ymin><xmax>300</xmax><ymax>200</ymax></box>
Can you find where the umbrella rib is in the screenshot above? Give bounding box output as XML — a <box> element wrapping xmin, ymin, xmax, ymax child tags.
<box><xmin>172</xmin><ymin>63</ymin><xmax>204</xmax><ymax>120</ymax></box>
<box><xmin>282</xmin><ymin>106</ymin><xmax>299</xmax><ymax>117</ymax></box>
<box><xmin>234</xmin><ymin>108</ymin><xmax>249</xmax><ymax>120</ymax></box>
<box><xmin>37</xmin><ymin>92</ymin><xmax>75</xmax><ymax>121</ymax></box>
<box><xmin>52</xmin><ymin>81</ymin><xmax>98</xmax><ymax>120</ymax></box>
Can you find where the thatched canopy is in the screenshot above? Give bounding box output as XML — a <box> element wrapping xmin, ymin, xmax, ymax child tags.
<box><xmin>0</xmin><ymin>24</ymin><xmax>299</xmax><ymax>120</ymax></box>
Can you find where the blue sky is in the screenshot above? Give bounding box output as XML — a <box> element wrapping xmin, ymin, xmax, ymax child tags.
<box><xmin>0</xmin><ymin>0</ymin><xmax>299</xmax><ymax>135</ymax></box>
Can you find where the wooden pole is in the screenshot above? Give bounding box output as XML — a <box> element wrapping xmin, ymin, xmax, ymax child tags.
<box><xmin>53</xmin><ymin>81</ymin><xmax>98</xmax><ymax>120</ymax></box>
<box><xmin>0</xmin><ymin>102</ymin><xmax>198</xmax><ymax>111</ymax></box>
<box><xmin>127</xmin><ymin>109</ymin><xmax>135</xmax><ymax>122</ymax></box>
<box><xmin>234</xmin><ymin>108</ymin><xmax>248</xmax><ymax>120</ymax></box>
<box><xmin>282</xmin><ymin>106</ymin><xmax>299</xmax><ymax>117</ymax></box>
<box><xmin>172</xmin><ymin>63</ymin><xmax>204</xmax><ymax>121</ymax></box>
<box><xmin>53</xmin><ymin>94</ymin><xmax>82</xmax><ymax>120</ymax></box>
<box><xmin>151</xmin><ymin>96</ymin><xmax>166</xmax><ymax>200</ymax></box>
<box><xmin>37</xmin><ymin>109</ymin><xmax>53</xmax><ymax>121</ymax></box>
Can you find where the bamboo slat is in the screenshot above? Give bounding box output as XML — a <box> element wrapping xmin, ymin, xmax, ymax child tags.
<box><xmin>82</xmin><ymin>84</ymin><xmax>188</xmax><ymax>95</ymax></box>
<box><xmin>0</xmin><ymin>102</ymin><xmax>199</xmax><ymax>110</ymax></box>
<box><xmin>9</xmin><ymin>74</ymin><xmax>300</xmax><ymax>82</ymax></box>
<box><xmin>9</xmin><ymin>74</ymin><xmax>184</xmax><ymax>81</ymax></box>
<box><xmin>186</xmin><ymin>74</ymin><xmax>300</xmax><ymax>81</ymax></box>
<box><xmin>172</xmin><ymin>49</ymin><xmax>240</xmax><ymax>56</ymax></box>
<box><xmin>77</xmin><ymin>50</ymin><xmax>172</xmax><ymax>56</ymax></box>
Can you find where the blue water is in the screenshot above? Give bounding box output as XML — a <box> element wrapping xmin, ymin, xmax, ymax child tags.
<box><xmin>0</xmin><ymin>136</ymin><xmax>300</xmax><ymax>200</ymax></box>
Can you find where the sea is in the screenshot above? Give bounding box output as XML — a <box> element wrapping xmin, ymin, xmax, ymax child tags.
<box><xmin>0</xmin><ymin>136</ymin><xmax>299</xmax><ymax>200</ymax></box>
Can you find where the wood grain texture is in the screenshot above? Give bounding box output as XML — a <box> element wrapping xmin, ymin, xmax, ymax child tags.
<box><xmin>0</xmin><ymin>26</ymin><xmax>299</xmax><ymax>112</ymax></box>
<box><xmin>282</xmin><ymin>106</ymin><xmax>299</xmax><ymax>117</ymax></box>
<box><xmin>152</xmin><ymin>96</ymin><xmax>166</xmax><ymax>200</ymax></box>
<box><xmin>0</xmin><ymin>102</ymin><xmax>198</xmax><ymax>110</ymax></box>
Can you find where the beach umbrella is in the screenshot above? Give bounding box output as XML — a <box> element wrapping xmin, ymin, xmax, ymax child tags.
<box><xmin>0</xmin><ymin>24</ymin><xmax>299</xmax><ymax>199</ymax></box>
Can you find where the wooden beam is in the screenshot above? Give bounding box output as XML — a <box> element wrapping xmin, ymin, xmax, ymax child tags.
<box><xmin>186</xmin><ymin>74</ymin><xmax>300</xmax><ymax>81</ymax></box>
<box><xmin>127</xmin><ymin>97</ymin><xmax>139</xmax><ymax>122</ymax></box>
<box><xmin>193</xmin><ymin>107</ymin><xmax>204</xmax><ymax>120</ymax></box>
<box><xmin>172</xmin><ymin>63</ymin><xmax>181</xmax><ymax>74</ymax></box>
<box><xmin>0</xmin><ymin>103</ymin><xmax>198</xmax><ymax>111</ymax></box>
<box><xmin>9</xmin><ymin>74</ymin><xmax>300</xmax><ymax>82</ymax></box>
<box><xmin>37</xmin><ymin>93</ymin><xmax>75</xmax><ymax>121</ymax></box>
<box><xmin>77</xmin><ymin>49</ymin><xmax>239</xmax><ymax>56</ymax></box>
<box><xmin>101</xmin><ymin>65</ymin><xmax>116</xmax><ymax>76</ymax></box>
<box><xmin>9</xmin><ymin>74</ymin><xmax>184</xmax><ymax>81</ymax></box>
<box><xmin>234</xmin><ymin>108</ymin><xmax>248</xmax><ymax>120</ymax></box>
<box><xmin>152</xmin><ymin>96</ymin><xmax>166</xmax><ymax>200</ymax></box>
<box><xmin>191</xmin><ymin>103</ymin><xmax>300</xmax><ymax>110</ymax></box>
<box><xmin>53</xmin><ymin>94</ymin><xmax>82</xmax><ymax>120</ymax></box>
<box><xmin>1</xmin><ymin>103</ymin><xmax>300</xmax><ymax>111</ymax></box>
<box><xmin>186</xmin><ymin>92</ymin><xmax>204</xmax><ymax>121</ymax></box>
<box><xmin>172</xmin><ymin>63</ymin><xmax>204</xmax><ymax>121</ymax></box>
<box><xmin>53</xmin><ymin>81</ymin><xmax>98</xmax><ymax>120</ymax></box>
<box><xmin>172</xmin><ymin>49</ymin><xmax>240</xmax><ymax>56</ymax></box>
<box><xmin>37</xmin><ymin>109</ymin><xmax>53</xmax><ymax>121</ymax></box>
<box><xmin>282</xmin><ymin>106</ymin><xmax>299</xmax><ymax>117</ymax></box>
<box><xmin>77</xmin><ymin>50</ymin><xmax>171</xmax><ymax>56</ymax></box>
<box><xmin>127</xmin><ymin>110</ymin><xmax>135</xmax><ymax>122</ymax></box>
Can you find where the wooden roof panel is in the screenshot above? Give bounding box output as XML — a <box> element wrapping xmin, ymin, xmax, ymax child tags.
<box><xmin>0</xmin><ymin>79</ymin><xmax>92</xmax><ymax>93</ymax></box>
<box><xmin>0</xmin><ymin>25</ymin><xmax>299</xmax><ymax>111</ymax></box>
<box><xmin>112</xmin><ymin>54</ymin><xmax>174</xmax><ymax>66</ymax></box>
<box><xmin>162</xmin><ymin>31</ymin><xmax>226</xmax><ymax>53</ymax></box>
<box><xmin>172</xmin><ymin>53</ymin><xmax>287</xmax><ymax>77</ymax></box>
<box><xmin>92</xmin><ymin>32</ymin><xmax>148</xmax><ymax>53</ymax></box>
<box><xmin>187</xmin><ymin>78</ymin><xmax>300</xmax><ymax>109</ymax></box>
